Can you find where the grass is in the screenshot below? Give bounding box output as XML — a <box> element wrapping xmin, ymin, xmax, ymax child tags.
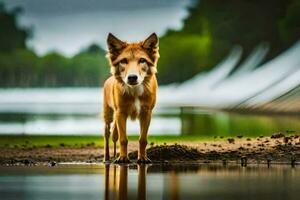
<box><xmin>0</xmin><ymin>135</ymin><xmax>226</xmax><ymax>148</ymax></box>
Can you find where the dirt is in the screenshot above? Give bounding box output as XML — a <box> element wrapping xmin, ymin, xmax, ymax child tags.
<box><xmin>1</xmin><ymin>134</ymin><xmax>300</xmax><ymax>166</ymax></box>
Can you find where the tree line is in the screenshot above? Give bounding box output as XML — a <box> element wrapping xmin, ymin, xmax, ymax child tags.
<box><xmin>0</xmin><ymin>0</ymin><xmax>300</xmax><ymax>87</ymax></box>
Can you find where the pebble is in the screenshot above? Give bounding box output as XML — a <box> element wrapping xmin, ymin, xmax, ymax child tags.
<box><xmin>271</xmin><ymin>132</ymin><xmax>285</xmax><ymax>139</ymax></box>
<box><xmin>227</xmin><ymin>138</ymin><xmax>235</xmax><ymax>144</ymax></box>
<box><xmin>241</xmin><ymin>156</ymin><xmax>247</xmax><ymax>167</ymax></box>
<box><xmin>291</xmin><ymin>154</ymin><xmax>296</xmax><ymax>168</ymax></box>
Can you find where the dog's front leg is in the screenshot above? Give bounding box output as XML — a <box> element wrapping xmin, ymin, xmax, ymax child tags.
<box><xmin>114</xmin><ymin>110</ymin><xmax>131</xmax><ymax>163</ymax></box>
<box><xmin>137</xmin><ymin>108</ymin><xmax>152</xmax><ymax>164</ymax></box>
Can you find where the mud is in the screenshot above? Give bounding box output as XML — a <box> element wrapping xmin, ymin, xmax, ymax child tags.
<box><xmin>1</xmin><ymin>134</ymin><xmax>300</xmax><ymax>166</ymax></box>
<box><xmin>129</xmin><ymin>144</ymin><xmax>200</xmax><ymax>161</ymax></box>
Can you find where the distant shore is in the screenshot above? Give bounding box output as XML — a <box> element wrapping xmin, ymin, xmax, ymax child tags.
<box><xmin>0</xmin><ymin>133</ymin><xmax>299</xmax><ymax>166</ymax></box>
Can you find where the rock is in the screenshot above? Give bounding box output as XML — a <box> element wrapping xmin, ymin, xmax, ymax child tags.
<box><xmin>291</xmin><ymin>153</ymin><xmax>296</xmax><ymax>167</ymax></box>
<box><xmin>24</xmin><ymin>159</ymin><xmax>30</xmax><ymax>165</ymax></box>
<box><xmin>267</xmin><ymin>158</ymin><xmax>271</xmax><ymax>167</ymax></box>
<box><xmin>23</xmin><ymin>158</ymin><xmax>34</xmax><ymax>165</ymax></box>
<box><xmin>227</xmin><ymin>138</ymin><xmax>235</xmax><ymax>144</ymax></box>
<box><xmin>241</xmin><ymin>156</ymin><xmax>247</xmax><ymax>167</ymax></box>
<box><xmin>271</xmin><ymin>132</ymin><xmax>285</xmax><ymax>139</ymax></box>
<box><xmin>238</xmin><ymin>147</ymin><xmax>245</xmax><ymax>151</ymax></box>
<box><xmin>284</xmin><ymin>137</ymin><xmax>290</xmax><ymax>144</ymax></box>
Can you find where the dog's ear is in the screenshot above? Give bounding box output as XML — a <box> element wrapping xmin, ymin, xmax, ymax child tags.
<box><xmin>143</xmin><ymin>33</ymin><xmax>159</xmax><ymax>50</ymax></box>
<box><xmin>107</xmin><ymin>33</ymin><xmax>126</xmax><ymax>53</ymax></box>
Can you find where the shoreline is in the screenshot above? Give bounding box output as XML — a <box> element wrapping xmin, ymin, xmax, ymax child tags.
<box><xmin>1</xmin><ymin>133</ymin><xmax>299</xmax><ymax>166</ymax></box>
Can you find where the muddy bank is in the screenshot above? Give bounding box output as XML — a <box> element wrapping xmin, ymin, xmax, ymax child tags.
<box><xmin>1</xmin><ymin>134</ymin><xmax>300</xmax><ymax>166</ymax></box>
<box><xmin>130</xmin><ymin>143</ymin><xmax>300</xmax><ymax>165</ymax></box>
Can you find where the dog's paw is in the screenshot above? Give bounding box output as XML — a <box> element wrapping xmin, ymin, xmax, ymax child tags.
<box><xmin>137</xmin><ymin>156</ymin><xmax>152</xmax><ymax>164</ymax></box>
<box><xmin>113</xmin><ymin>156</ymin><xmax>131</xmax><ymax>164</ymax></box>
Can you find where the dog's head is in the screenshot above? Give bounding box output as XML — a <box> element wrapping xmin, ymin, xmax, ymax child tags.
<box><xmin>106</xmin><ymin>33</ymin><xmax>159</xmax><ymax>87</ymax></box>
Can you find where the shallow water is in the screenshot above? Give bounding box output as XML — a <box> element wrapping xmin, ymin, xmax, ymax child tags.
<box><xmin>0</xmin><ymin>164</ymin><xmax>299</xmax><ymax>200</ymax></box>
<box><xmin>0</xmin><ymin>108</ymin><xmax>300</xmax><ymax>137</ymax></box>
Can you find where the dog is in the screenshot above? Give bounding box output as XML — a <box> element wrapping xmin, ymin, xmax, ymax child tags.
<box><xmin>103</xmin><ymin>33</ymin><xmax>159</xmax><ymax>163</ymax></box>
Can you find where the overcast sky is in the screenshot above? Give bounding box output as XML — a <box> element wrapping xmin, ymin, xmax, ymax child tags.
<box><xmin>2</xmin><ymin>0</ymin><xmax>192</xmax><ymax>56</ymax></box>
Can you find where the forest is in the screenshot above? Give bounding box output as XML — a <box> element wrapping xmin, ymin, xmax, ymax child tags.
<box><xmin>0</xmin><ymin>0</ymin><xmax>299</xmax><ymax>87</ymax></box>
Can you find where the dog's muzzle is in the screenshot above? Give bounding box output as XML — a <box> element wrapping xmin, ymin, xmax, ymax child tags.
<box><xmin>127</xmin><ymin>74</ymin><xmax>138</xmax><ymax>85</ymax></box>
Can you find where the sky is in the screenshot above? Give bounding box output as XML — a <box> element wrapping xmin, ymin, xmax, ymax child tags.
<box><xmin>2</xmin><ymin>0</ymin><xmax>192</xmax><ymax>56</ymax></box>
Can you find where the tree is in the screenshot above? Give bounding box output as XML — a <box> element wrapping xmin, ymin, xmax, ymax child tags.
<box><xmin>0</xmin><ymin>4</ymin><xmax>30</xmax><ymax>52</ymax></box>
<box><xmin>157</xmin><ymin>0</ymin><xmax>299</xmax><ymax>84</ymax></box>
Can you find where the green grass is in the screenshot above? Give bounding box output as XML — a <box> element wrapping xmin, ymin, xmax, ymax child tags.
<box><xmin>0</xmin><ymin>135</ymin><xmax>225</xmax><ymax>148</ymax></box>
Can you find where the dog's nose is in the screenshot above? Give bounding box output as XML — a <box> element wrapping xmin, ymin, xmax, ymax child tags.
<box><xmin>127</xmin><ymin>74</ymin><xmax>138</xmax><ymax>84</ymax></box>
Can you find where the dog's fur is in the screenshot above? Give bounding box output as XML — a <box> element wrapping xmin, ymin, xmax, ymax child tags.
<box><xmin>103</xmin><ymin>33</ymin><xmax>159</xmax><ymax>163</ymax></box>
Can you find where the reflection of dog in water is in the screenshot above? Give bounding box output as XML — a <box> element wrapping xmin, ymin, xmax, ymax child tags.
<box><xmin>104</xmin><ymin>165</ymin><xmax>181</xmax><ymax>200</ymax></box>
<box><xmin>104</xmin><ymin>165</ymin><xmax>147</xmax><ymax>200</ymax></box>
<box><xmin>103</xmin><ymin>33</ymin><xmax>160</xmax><ymax>163</ymax></box>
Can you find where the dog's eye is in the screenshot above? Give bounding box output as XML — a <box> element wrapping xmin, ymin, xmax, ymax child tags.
<box><xmin>139</xmin><ymin>58</ymin><xmax>147</xmax><ymax>64</ymax></box>
<box><xmin>120</xmin><ymin>58</ymin><xmax>128</xmax><ymax>65</ymax></box>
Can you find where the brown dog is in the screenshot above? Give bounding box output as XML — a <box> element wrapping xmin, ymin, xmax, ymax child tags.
<box><xmin>103</xmin><ymin>33</ymin><xmax>159</xmax><ymax>163</ymax></box>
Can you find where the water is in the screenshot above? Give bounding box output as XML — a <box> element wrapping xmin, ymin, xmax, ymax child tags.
<box><xmin>0</xmin><ymin>88</ymin><xmax>300</xmax><ymax>136</ymax></box>
<box><xmin>0</xmin><ymin>164</ymin><xmax>299</xmax><ymax>200</ymax></box>
<box><xmin>179</xmin><ymin>108</ymin><xmax>300</xmax><ymax>137</ymax></box>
